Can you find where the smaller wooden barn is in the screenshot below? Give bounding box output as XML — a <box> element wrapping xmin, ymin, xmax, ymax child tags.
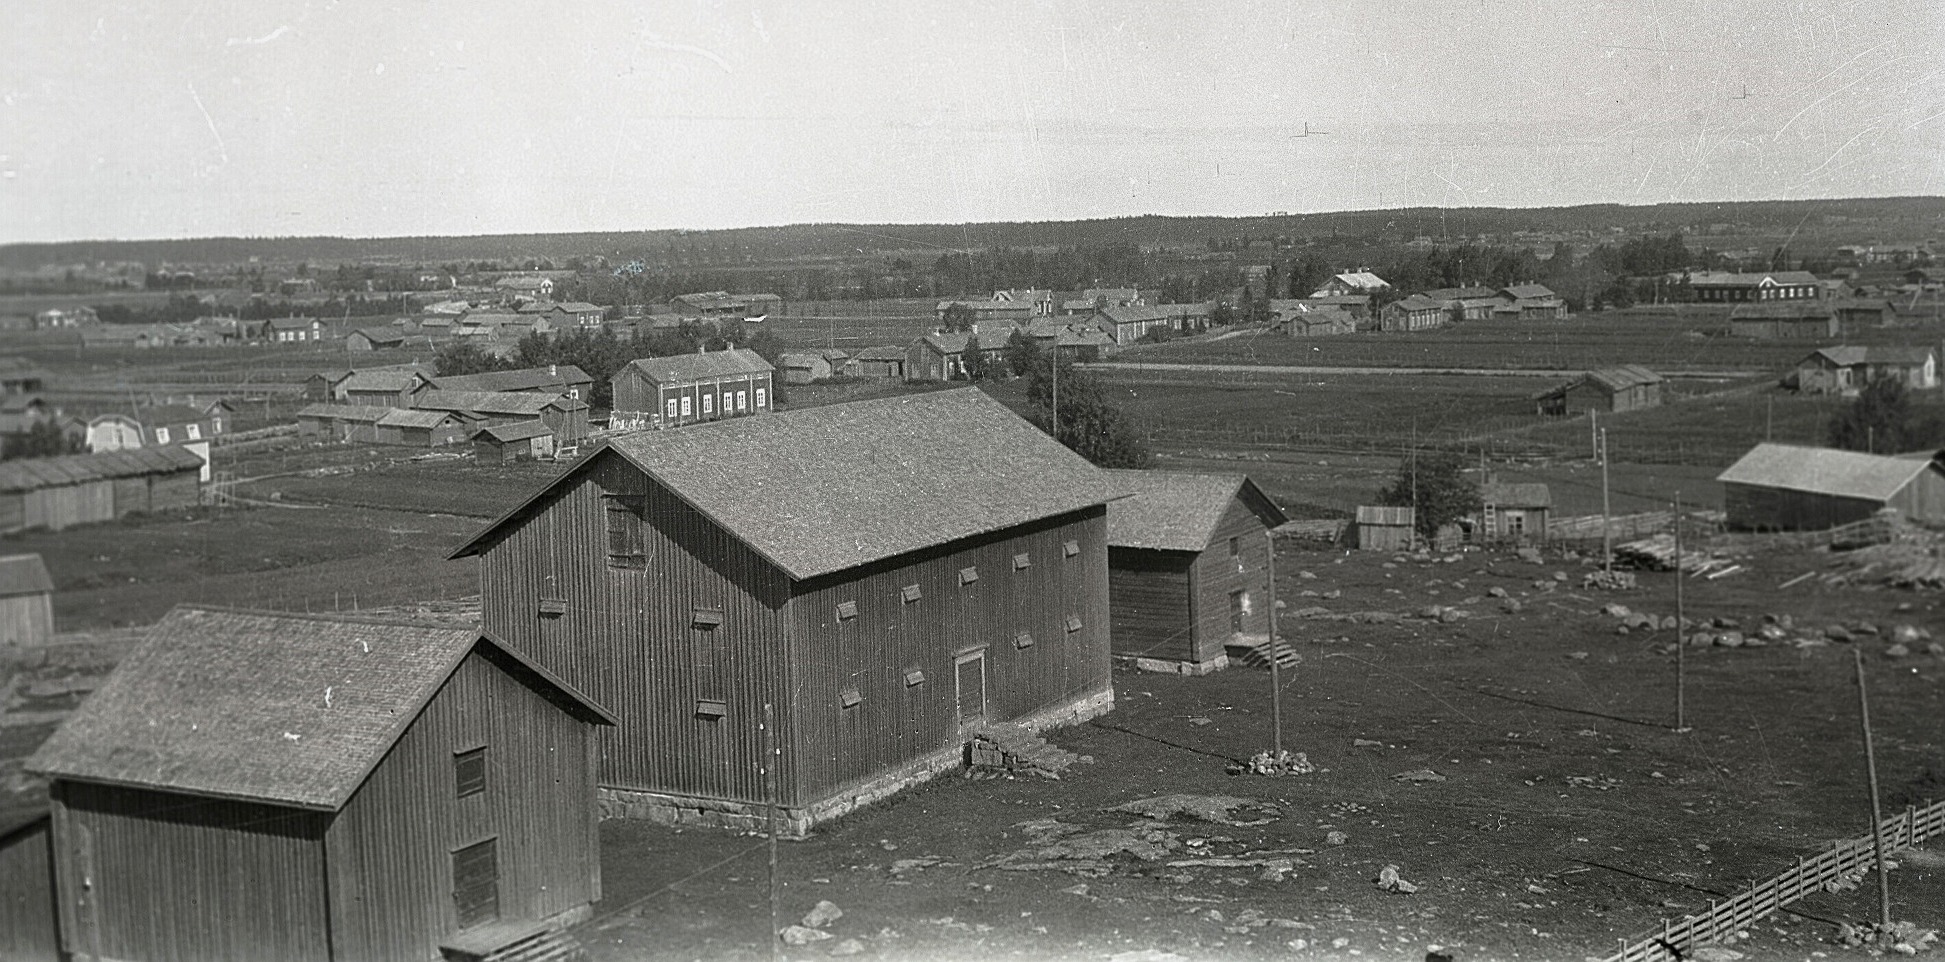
<box><xmin>1381</xmin><ymin>294</ymin><xmax>1447</xmax><ymax>332</ymax></box>
<box><xmin>26</xmin><ymin>607</ymin><xmax>615</xmax><ymax>962</ymax></box>
<box><xmin>375</xmin><ymin>408</ymin><xmax>469</xmax><ymax>447</ymax></box>
<box><xmin>907</xmin><ymin>329</ymin><xmax>1016</xmax><ymax>381</ymax></box>
<box><xmin>1728</xmin><ymin>302</ymin><xmax>1841</xmax><ymax>339</ymax></box>
<box><xmin>1717</xmin><ymin>443</ymin><xmax>1945</xmax><ymax>531</ymax></box>
<box><xmin>1477</xmin><ymin>479</ymin><xmax>1552</xmax><ymax>543</ymax></box>
<box><xmin>413</xmin><ymin>391</ymin><xmax>589</xmax><ymax>442</ymax></box>
<box><xmin>1533</xmin><ymin>365</ymin><xmax>1667</xmax><ymax>415</ymax></box>
<box><xmin>427</xmin><ymin>365</ymin><xmax>595</xmax><ymax>404</ymax></box>
<box><xmin>1794</xmin><ymin>346</ymin><xmax>1938</xmax><ymax>395</ymax></box>
<box><xmin>0</xmin><ymin>553</ymin><xmax>55</xmax><ymax>650</ymax></box>
<box><xmin>1104</xmin><ymin>471</ymin><xmax>1288</xmax><ymax>674</ymax></box>
<box><xmin>294</xmin><ymin>404</ymin><xmax>393</xmax><ymax>442</ymax></box>
<box><xmin>608</xmin><ymin>349</ymin><xmax>775</xmax><ymax>431</ymax></box>
<box><xmin>1355</xmin><ymin>505</ymin><xmax>1416</xmax><ymax>550</ymax></box>
<box><xmin>474</xmin><ymin>420</ymin><xmax>557</xmax><ymax>463</ymax></box>
<box><xmin>340</xmin><ymin>369</ymin><xmax>430</xmax><ymax>407</ymax></box>
<box><xmin>0</xmin><ymin>447</ymin><xmax>204</xmax><ymax>535</ymax></box>
<box><xmin>847</xmin><ymin>345</ymin><xmax>908</xmax><ymax>379</ymax></box>
<box><xmin>0</xmin><ymin>806</ymin><xmax>57</xmax><ymax>962</ymax></box>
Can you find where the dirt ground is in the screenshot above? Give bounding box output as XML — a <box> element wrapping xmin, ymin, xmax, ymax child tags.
<box><xmin>579</xmin><ymin>542</ymin><xmax>1945</xmax><ymax>962</ymax></box>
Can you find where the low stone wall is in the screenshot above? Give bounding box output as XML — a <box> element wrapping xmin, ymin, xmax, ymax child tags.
<box><xmin>1121</xmin><ymin>653</ymin><xmax>1229</xmax><ymax>676</ymax></box>
<box><xmin>598</xmin><ymin>685</ymin><xmax>1115</xmax><ymax>838</ymax></box>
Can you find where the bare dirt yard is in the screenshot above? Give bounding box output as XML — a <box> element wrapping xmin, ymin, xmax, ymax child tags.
<box><xmin>580</xmin><ymin>542</ymin><xmax>1945</xmax><ymax>962</ymax></box>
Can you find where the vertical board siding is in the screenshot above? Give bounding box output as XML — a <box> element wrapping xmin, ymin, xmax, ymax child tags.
<box><xmin>479</xmin><ymin>452</ymin><xmax>793</xmax><ymax>806</ymax></box>
<box><xmin>49</xmin><ymin>782</ymin><xmax>330</xmax><ymax>962</ymax></box>
<box><xmin>1189</xmin><ymin>499</ymin><xmax>1277</xmax><ymax>662</ymax></box>
<box><xmin>787</xmin><ymin>507</ymin><xmax>1111</xmax><ymax>804</ymax></box>
<box><xmin>0</xmin><ymin>593</ymin><xmax>53</xmax><ymax>649</ymax></box>
<box><xmin>0</xmin><ymin>819</ymin><xmax>59</xmax><ymax>962</ymax></box>
<box><xmin>326</xmin><ymin>648</ymin><xmax>600</xmax><ymax>962</ymax></box>
<box><xmin>1106</xmin><ymin>549</ymin><xmax>1195</xmax><ymax>662</ymax></box>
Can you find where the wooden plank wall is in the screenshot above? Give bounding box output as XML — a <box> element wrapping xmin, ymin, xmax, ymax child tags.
<box><xmin>1106</xmin><ymin>548</ymin><xmax>1194</xmax><ymax>662</ymax></box>
<box><xmin>478</xmin><ymin>453</ymin><xmax>794</xmax><ymax>805</ymax></box>
<box><xmin>787</xmin><ymin>507</ymin><xmax>1111</xmax><ymax>806</ymax></box>
<box><xmin>325</xmin><ymin>647</ymin><xmax>600</xmax><ymax>962</ymax></box>
<box><xmin>49</xmin><ymin>782</ymin><xmax>331</xmax><ymax>962</ymax></box>
<box><xmin>0</xmin><ymin>818</ymin><xmax>59</xmax><ymax>962</ymax></box>
<box><xmin>0</xmin><ymin>593</ymin><xmax>53</xmax><ymax>649</ymax></box>
<box><xmin>1188</xmin><ymin>500</ymin><xmax>1276</xmax><ymax>662</ymax></box>
<box><xmin>1723</xmin><ymin>483</ymin><xmax>1880</xmax><ymax>531</ymax></box>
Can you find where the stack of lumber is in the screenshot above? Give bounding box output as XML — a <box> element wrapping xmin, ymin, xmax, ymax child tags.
<box><xmin>1613</xmin><ymin>533</ymin><xmax>1716</xmax><ymax>572</ymax></box>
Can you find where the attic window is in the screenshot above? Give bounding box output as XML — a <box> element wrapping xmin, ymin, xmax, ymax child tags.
<box><xmin>835</xmin><ymin>600</ymin><xmax>858</xmax><ymax>621</ymax></box>
<box><xmin>1228</xmin><ymin>536</ymin><xmax>1240</xmax><ymax>557</ymax></box>
<box><xmin>538</xmin><ymin>598</ymin><xmax>567</xmax><ymax>617</ymax></box>
<box><xmin>1062</xmin><ymin>540</ymin><xmax>1081</xmax><ymax>558</ymax></box>
<box><xmin>605</xmin><ymin>495</ymin><xmax>646</xmax><ymax>569</ymax></box>
<box><xmin>1013</xmin><ymin>552</ymin><xmax>1032</xmax><ymax>571</ymax></box>
<box><xmin>959</xmin><ymin>566</ymin><xmax>979</xmax><ymax>586</ymax></box>
<box><xmin>840</xmin><ymin>687</ymin><xmax>863</xmax><ymax>709</ymax></box>
<box><xmin>1014</xmin><ymin>631</ymin><xmax>1035</xmax><ymax>650</ymax></box>
<box><xmin>900</xmin><ymin>584</ymin><xmax>923</xmax><ymax>604</ymax></box>
<box><xmin>1065</xmin><ymin>615</ymin><xmax>1083</xmax><ymax>633</ymax></box>
<box><xmin>695</xmin><ymin>698</ymin><xmax>727</xmax><ymax>720</ymax></box>
<box><xmin>903</xmin><ymin>668</ymin><xmax>926</xmax><ymax>687</ymax></box>
<box><xmin>691</xmin><ymin>607</ymin><xmax>724</xmax><ymax>629</ymax></box>
<box><xmin>454</xmin><ymin>747</ymin><xmax>487</xmax><ymax>798</ymax></box>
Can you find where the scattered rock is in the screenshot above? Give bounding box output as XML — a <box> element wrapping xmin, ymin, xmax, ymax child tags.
<box><xmin>1322</xmin><ymin>589</ymin><xmax>1341</xmax><ymax>599</ymax></box>
<box><xmin>1107</xmin><ymin>951</ymin><xmax>1186</xmax><ymax>962</ymax></box>
<box><xmin>1501</xmin><ymin>599</ymin><xmax>1524</xmax><ymax>613</ymax></box>
<box><xmin>1661</xmin><ymin>616</ymin><xmax>1680</xmax><ymax>630</ymax></box>
<box><xmin>1624</xmin><ymin>612</ymin><xmax>1657</xmax><ymax>631</ymax></box>
<box><xmin>779</xmin><ymin>925</ymin><xmax>833</xmax><ymax>946</ymax></box>
<box><xmin>1689</xmin><ymin>946</ymin><xmax>1744</xmax><ymax>962</ymax></box>
<box><xmin>803</xmin><ymin>900</ymin><xmax>843</xmax><ymax>928</ymax></box>
<box><xmin>1354</xmin><ymin>738</ymin><xmax>1383</xmax><ymax>748</ymax></box>
<box><xmin>1517</xmin><ymin>547</ymin><xmax>1544</xmax><ymax>564</ymax></box>
<box><xmin>1109</xmin><ymin>794</ymin><xmax>1279</xmax><ymax>825</ymax></box>
<box><xmin>1854</xmin><ymin>622</ymin><xmax>1880</xmax><ymax>636</ymax></box>
<box><xmin>1930</xmin><ymin>642</ymin><xmax>1945</xmax><ymax>657</ymax></box>
<box><xmin>1487</xmin><ymin>586</ymin><xmax>1508</xmax><ymax>598</ymax></box>
<box><xmin>1892</xmin><ymin>624</ymin><xmax>1923</xmax><ymax>644</ymax></box>
<box><xmin>1061</xmin><ymin>883</ymin><xmax>1090</xmax><ymax>896</ymax></box>
<box><xmin>830</xmin><ymin>938</ymin><xmax>865</xmax><ymax>956</ymax></box>
<box><xmin>1714</xmin><ymin>632</ymin><xmax>1744</xmax><ymax>648</ymax></box>
<box><xmin>1375</xmin><ymin>864</ymin><xmax>1419</xmax><ymax>894</ymax></box>
<box><xmin>1554</xmin><ymin>571</ymin><xmax>1569</xmax><ymax>582</ymax></box>
<box><xmin>1602</xmin><ymin>603</ymin><xmax>1632</xmax><ymax>618</ymax></box>
<box><xmin>1298</xmin><ymin>570</ymin><xmax>1316</xmax><ymax>580</ymax></box>
<box><xmin>1325</xmin><ymin>830</ymin><xmax>1349</xmax><ymax>846</ymax></box>
<box><xmin>1712</xmin><ymin>615</ymin><xmax>1741</xmax><ymax>629</ymax></box>
<box><xmin>1886</xmin><ymin>643</ymin><xmax>1910</xmax><ymax>658</ymax></box>
<box><xmin>1392</xmin><ymin>769</ymin><xmax>1446</xmax><ymax>783</ymax></box>
<box><xmin>1826</xmin><ymin>625</ymin><xmax>1854</xmax><ymax>643</ymax></box>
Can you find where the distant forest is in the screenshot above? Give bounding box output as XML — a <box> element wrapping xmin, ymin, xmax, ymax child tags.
<box><xmin>4</xmin><ymin>197</ymin><xmax>1940</xmax><ymax>270</ymax></box>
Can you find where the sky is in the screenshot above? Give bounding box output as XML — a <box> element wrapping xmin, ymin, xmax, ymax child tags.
<box><xmin>2</xmin><ymin>0</ymin><xmax>1941</xmax><ymax>242</ymax></box>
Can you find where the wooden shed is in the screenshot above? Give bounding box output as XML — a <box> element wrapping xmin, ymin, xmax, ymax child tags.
<box><xmin>428</xmin><ymin>365</ymin><xmax>595</xmax><ymax>405</ymax></box>
<box><xmin>413</xmin><ymin>391</ymin><xmax>590</xmax><ymax>442</ymax></box>
<box><xmin>452</xmin><ymin>389</ymin><xmax>1118</xmax><ymax>836</ymax></box>
<box><xmin>26</xmin><ymin>607</ymin><xmax>614</xmax><ymax>962</ymax></box>
<box><xmin>1103</xmin><ymin>471</ymin><xmax>1288</xmax><ymax>674</ymax></box>
<box><xmin>847</xmin><ymin>345</ymin><xmax>908</xmax><ymax>380</ymax></box>
<box><xmin>1355</xmin><ymin>505</ymin><xmax>1416</xmax><ymax>551</ymax></box>
<box><xmin>473</xmin><ymin>420</ymin><xmax>556</xmax><ymax>463</ymax></box>
<box><xmin>376</xmin><ymin>408</ymin><xmax>468</xmax><ymax>447</ymax></box>
<box><xmin>0</xmin><ymin>808</ymin><xmax>57</xmax><ymax>962</ymax></box>
<box><xmin>0</xmin><ymin>553</ymin><xmax>55</xmax><ymax>650</ymax></box>
<box><xmin>1728</xmin><ymin>302</ymin><xmax>1841</xmax><ymax>339</ymax></box>
<box><xmin>0</xmin><ymin>447</ymin><xmax>203</xmax><ymax>535</ymax></box>
<box><xmin>1533</xmin><ymin>365</ymin><xmax>1667</xmax><ymax>416</ymax></box>
<box><xmin>1717</xmin><ymin>443</ymin><xmax>1945</xmax><ymax>531</ymax></box>
<box><xmin>340</xmin><ymin>369</ymin><xmax>430</xmax><ymax>407</ymax></box>
<box><xmin>1795</xmin><ymin>346</ymin><xmax>1938</xmax><ymax>395</ymax></box>
<box><xmin>609</xmin><ymin>349</ymin><xmax>775</xmax><ymax>431</ymax></box>
<box><xmin>1477</xmin><ymin>479</ymin><xmax>1552</xmax><ymax>543</ymax></box>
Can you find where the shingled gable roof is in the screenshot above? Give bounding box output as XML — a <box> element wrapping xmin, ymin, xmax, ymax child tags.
<box><xmin>1804</xmin><ymin>345</ymin><xmax>1935</xmax><ymax>367</ymax></box>
<box><xmin>1103</xmin><ymin>470</ymin><xmax>1288</xmax><ymax>552</ymax></box>
<box><xmin>476</xmin><ymin>419</ymin><xmax>553</xmax><ymax>443</ymax></box>
<box><xmin>0</xmin><ymin>553</ymin><xmax>53</xmax><ymax>597</ymax></box>
<box><xmin>618</xmin><ymin>349</ymin><xmax>774</xmax><ymax>385</ymax></box>
<box><xmin>26</xmin><ymin>607</ymin><xmax>613</xmax><ymax>811</ymax></box>
<box><xmin>414</xmin><ymin>391</ymin><xmax>578</xmax><ymax>417</ymax></box>
<box><xmin>452</xmin><ymin>389</ymin><xmax>1122</xmax><ymax>580</ymax></box>
<box><xmin>428</xmin><ymin>365</ymin><xmax>591</xmax><ymax>393</ymax></box>
<box><xmin>1716</xmin><ymin>443</ymin><xmax>1937</xmax><ymax>502</ymax></box>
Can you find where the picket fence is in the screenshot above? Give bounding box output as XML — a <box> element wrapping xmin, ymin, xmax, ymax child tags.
<box><xmin>1600</xmin><ymin>798</ymin><xmax>1945</xmax><ymax>962</ymax></box>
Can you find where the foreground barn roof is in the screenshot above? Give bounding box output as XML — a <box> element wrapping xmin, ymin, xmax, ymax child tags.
<box><xmin>1716</xmin><ymin>443</ymin><xmax>1935</xmax><ymax>501</ymax></box>
<box><xmin>1103</xmin><ymin>470</ymin><xmax>1288</xmax><ymax>552</ymax></box>
<box><xmin>454</xmin><ymin>388</ymin><xmax>1121</xmax><ymax>580</ymax></box>
<box><xmin>27</xmin><ymin>607</ymin><xmax>611</xmax><ymax>811</ymax></box>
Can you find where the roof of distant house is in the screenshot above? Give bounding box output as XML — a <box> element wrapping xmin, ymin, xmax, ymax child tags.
<box><xmin>918</xmin><ymin>329</ymin><xmax>1016</xmax><ymax>354</ymax></box>
<box><xmin>1501</xmin><ymin>284</ymin><xmax>1560</xmax><ymax>300</ymax></box>
<box><xmin>1094</xmin><ymin>305</ymin><xmax>1171</xmax><ymax>325</ymax></box>
<box><xmin>266</xmin><ymin>317</ymin><xmax>319</xmax><ymax>330</ymax></box>
<box><xmin>617</xmin><ymin>349</ymin><xmax>774</xmax><ymax>385</ymax></box>
<box><xmin>1580</xmin><ymin>365</ymin><xmax>1666</xmax><ymax>393</ymax></box>
<box><xmin>1728</xmin><ymin>302</ymin><xmax>1838</xmax><ymax>320</ymax></box>
<box><xmin>1717</xmin><ymin>443</ymin><xmax>1937</xmax><ymax>501</ymax></box>
<box><xmin>1690</xmin><ymin>270</ymin><xmax>1822</xmax><ymax>286</ymax></box>
<box><xmin>850</xmin><ymin>345</ymin><xmax>908</xmax><ymax>362</ymax></box>
<box><xmin>1483</xmin><ymin>480</ymin><xmax>1552</xmax><ymax>509</ymax></box>
<box><xmin>339</xmin><ymin>370</ymin><xmax>425</xmax><ymax>393</ymax></box>
<box><xmin>26</xmin><ymin>607</ymin><xmax>611</xmax><ymax>810</ymax></box>
<box><xmin>0</xmin><ymin>554</ymin><xmax>53</xmax><ymax>598</ymax></box>
<box><xmin>1324</xmin><ymin>272</ymin><xmax>1389</xmax><ymax>290</ymax></box>
<box><xmin>454</xmin><ymin>389</ymin><xmax>1121</xmax><ymax>581</ymax></box>
<box><xmin>0</xmin><ymin>446</ymin><xmax>205</xmax><ymax>493</ymax></box>
<box><xmin>415</xmin><ymin>391</ymin><xmax>577</xmax><ymax>416</ymax></box>
<box><xmin>133</xmin><ymin>404</ymin><xmax>207</xmax><ymax>426</ymax></box>
<box><xmin>376</xmin><ymin>408</ymin><xmax>459</xmax><ymax>429</ymax></box>
<box><xmin>476</xmin><ymin>419</ymin><xmax>554</xmax><ymax>443</ymax></box>
<box><xmin>1803</xmin><ymin>345</ymin><xmax>1935</xmax><ymax>367</ymax></box>
<box><xmin>1392</xmin><ymin>294</ymin><xmax>1443</xmax><ymax>311</ymax></box>
<box><xmin>296</xmin><ymin>404</ymin><xmax>393</xmax><ymax>423</ymax></box>
<box><xmin>1103</xmin><ymin>470</ymin><xmax>1287</xmax><ymax>552</ymax></box>
<box><xmin>352</xmin><ymin>326</ymin><xmax>408</xmax><ymax>344</ymax></box>
<box><xmin>428</xmin><ymin>365</ymin><xmax>590</xmax><ymax>393</ymax></box>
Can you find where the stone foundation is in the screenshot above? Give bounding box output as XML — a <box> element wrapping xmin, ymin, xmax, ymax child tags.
<box><xmin>1120</xmin><ymin>653</ymin><xmax>1230</xmax><ymax>676</ymax></box>
<box><xmin>598</xmin><ymin>685</ymin><xmax>1115</xmax><ymax>838</ymax></box>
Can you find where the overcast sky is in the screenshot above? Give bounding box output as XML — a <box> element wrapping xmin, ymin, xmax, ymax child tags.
<box><xmin>2</xmin><ymin>0</ymin><xmax>1940</xmax><ymax>242</ymax></box>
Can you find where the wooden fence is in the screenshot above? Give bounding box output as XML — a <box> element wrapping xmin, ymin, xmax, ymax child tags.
<box><xmin>1601</xmin><ymin>798</ymin><xmax>1945</xmax><ymax>962</ymax></box>
<box><xmin>1547</xmin><ymin>511</ymin><xmax>1678</xmax><ymax>543</ymax></box>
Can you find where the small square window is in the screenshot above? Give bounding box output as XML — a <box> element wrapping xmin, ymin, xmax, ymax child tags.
<box><xmin>1013</xmin><ymin>552</ymin><xmax>1031</xmax><ymax>570</ymax></box>
<box><xmin>538</xmin><ymin>598</ymin><xmax>567</xmax><ymax>617</ymax></box>
<box><xmin>903</xmin><ymin>668</ymin><xmax>926</xmax><ymax>687</ymax></box>
<box><xmin>900</xmin><ymin>584</ymin><xmax>922</xmax><ymax>604</ymax></box>
<box><xmin>840</xmin><ymin>687</ymin><xmax>863</xmax><ymax>709</ymax></box>
<box><xmin>959</xmin><ymin>566</ymin><xmax>979</xmax><ymax>586</ymax></box>
<box><xmin>695</xmin><ymin>698</ymin><xmax>727</xmax><ymax>719</ymax></box>
<box><xmin>835</xmin><ymin>600</ymin><xmax>858</xmax><ymax>621</ymax></box>
<box><xmin>1062</xmin><ymin>540</ymin><xmax>1080</xmax><ymax>557</ymax></box>
<box><xmin>454</xmin><ymin>747</ymin><xmax>486</xmax><ymax>798</ymax></box>
<box><xmin>1065</xmin><ymin>615</ymin><xmax>1083</xmax><ymax>633</ymax></box>
<box><xmin>1014</xmin><ymin>631</ymin><xmax>1035</xmax><ymax>650</ymax></box>
<box><xmin>691</xmin><ymin>607</ymin><xmax>724</xmax><ymax>629</ymax></box>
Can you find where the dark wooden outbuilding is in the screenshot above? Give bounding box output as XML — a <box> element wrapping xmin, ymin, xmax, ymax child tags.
<box><xmin>452</xmin><ymin>389</ymin><xmax>1118</xmax><ymax>835</ymax></box>
<box><xmin>0</xmin><ymin>807</ymin><xmax>57</xmax><ymax>962</ymax></box>
<box><xmin>26</xmin><ymin>607</ymin><xmax>613</xmax><ymax>962</ymax></box>
<box><xmin>473</xmin><ymin>420</ymin><xmax>557</xmax><ymax>463</ymax></box>
<box><xmin>0</xmin><ymin>553</ymin><xmax>55</xmax><ymax>650</ymax></box>
<box><xmin>1103</xmin><ymin>471</ymin><xmax>1287</xmax><ymax>674</ymax></box>
<box><xmin>1717</xmin><ymin>443</ymin><xmax>1945</xmax><ymax>530</ymax></box>
<box><xmin>376</xmin><ymin>408</ymin><xmax>469</xmax><ymax>447</ymax></box>
<box><xmin>1355</xmin><ymin>505</ymin><xmax>1416</xmax><ymax>551</ymax></box>
<box><xmin>1477</xmin><ymin>479</ymin><xmax>1552</xmax><ymax>543</ymax></box>
<box><xmin>0</xmin><ymin>447</ymin><xmax>203</xmax><ymax>535</ymax></box>
<box><xmin>1532</xmin><ymin>365</ymin><xmax>1666</xmax><ymax>415</ymax></box>
<box><xmin>608</xmin><ymin>349</ymin><xmax>775</xmax><ymax>431</ymax></box>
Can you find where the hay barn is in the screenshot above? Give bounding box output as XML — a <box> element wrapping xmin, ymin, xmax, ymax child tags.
<box><xmin>0</xmin><ymin>447</ymin><xmax>203</xmax><ymax>535</ymax></box>
<box><xmin>1533</xmin><ymin>365</ymin><xmax>1666</xmax><ymax>415</ymax></box>
<box><xmin>1717</xmin><ymin>443</ymin><xmax>1945</xmax><ymax>530</ymax></box>
<box><xmin>27</xmin><ymin>607</ymin><xmax>614</xmax><ymax>962</ymax></box>
<box><xmin>474</xmin><ymin>420</ymin><xmax>557</xmax><ymax>463</ymax></box>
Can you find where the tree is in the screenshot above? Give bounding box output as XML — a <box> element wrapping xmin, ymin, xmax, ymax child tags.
<box><xmin>1025</xmin><ymin>357</ymin><xmax>1151</xmax><ymax>468</ymax></box>
<box><xmin>961</xmin><ymin>338</ymin><xmax>988</xmax><ymax>381</ymax></box>
<box><xmin>1828</xmin><ymin>377</ymin><xmax>1921</xmax><ymax>454</ymax></box>
<box><xmin>1376</xmin><ymin>449</ymin><xmax>1479</xmax><ymax>541</ymax></box>
<box><xmin>434</xmin><ymin>339</ymin><xmax>517</xmax><ymax>378</ymax></box>
<box><xmin>941</xmin><ymin>302</ymin><xmax>977</xmax><ymax>333</ymax></box>
<box><xmin>3</xmin><ymin>418</ymin><xmax>82</xmax><ymax>461</ymax></box>
<box><xmin>1005</xmin><ymin>327</ymin><xmax>1044</xmax><ymax>381</ymax></box>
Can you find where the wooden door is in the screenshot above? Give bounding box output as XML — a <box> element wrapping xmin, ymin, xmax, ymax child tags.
<box><xmin>955</xmin><ymin>652</ymin><xmax>986</xmax><ymax>729</ymax></box>
<box><xmin>1228</xmin><ymin>589</ymin><xmax>1246</xmax><ymax>635</ymax></box>
<box><xmin>452</xmin><ymin>838</ymin><xmax>499</xmax><ymax>929</ymax></box>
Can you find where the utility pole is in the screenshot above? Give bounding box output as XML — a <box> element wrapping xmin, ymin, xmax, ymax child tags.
<box><xmin>1766</xmin><ymin>394</ymin><xmax>1774</xmax><ymax>442</ymax></box>
<box><xmin>1674</xmin><ymin>494</ymin><xmax>1686</xmax><ymax>731</ymax></box>
<box><xmin>1854</xmin><ymin>650</ymin><xmax>1894</xmax><ymax>930</ymax></box>
<box><xmin>764</xmin><ymin>702</ymin><xmax>782</xmax><ymax>962</ymax></box>
<box><xmin>1600</xmin><ymin>428</ymin><xmax>1612</xmax><ymax>572</ymax></box>
<box><xmin>1266</xmin><ymin>529</ymin><xmax>1282</xmax><ymax>757</ymax></box>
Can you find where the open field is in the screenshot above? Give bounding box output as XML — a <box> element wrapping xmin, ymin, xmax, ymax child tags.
<box><xmin>580</xmin><ymin>542</ymin><xmax>1945</xmax><ymax>961</ymax></box>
